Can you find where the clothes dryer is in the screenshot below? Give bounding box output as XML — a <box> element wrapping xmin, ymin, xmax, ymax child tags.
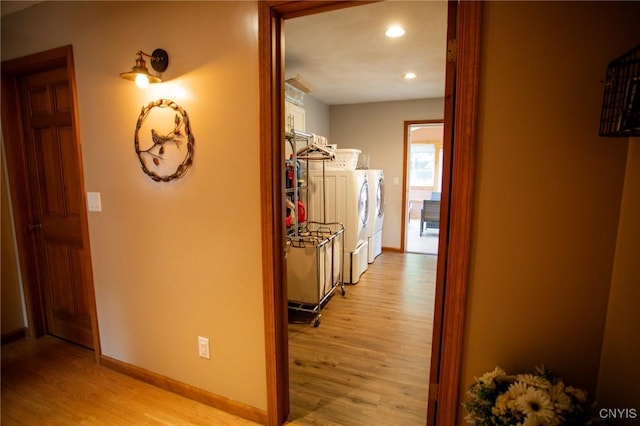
<box><xmin>307</xmin><ymin>169</ymin><xmax>369</xmax><ymax>283</ymax></box>
<box><xmin>366</xmin><ymin>169</ymin><xmax>385</xmax><ymax>263</ymax></box>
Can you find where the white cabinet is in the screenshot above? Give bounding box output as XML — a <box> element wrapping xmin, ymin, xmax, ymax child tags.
<box><xmin>285</xmin><ymin>101</ymin><xmax>305</xmax><ymax>133</ymax></box>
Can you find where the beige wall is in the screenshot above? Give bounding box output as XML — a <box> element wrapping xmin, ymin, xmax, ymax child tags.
<box><xmin>460</xmin><ymin>1</ymin><xmax>640</xmax><ymax>422</ymax></box>
<box><xmin>597</xmin><ymin>137</ymin><xmax>640</xmax><ymax>419</ymax></box>
<box><xmin>330</xmin><ymin>98</ymin><xmax>444</xmax><ymax>248</ymax></box>
<box><xmin>1</xmin><ymin>1</ymin><xmax>266</xmax><ymax>410</ymax></box>
<box><xmin>304</xmin><ymin>94</ymin><xmax>331</xmax><ymax>137</ymax></box>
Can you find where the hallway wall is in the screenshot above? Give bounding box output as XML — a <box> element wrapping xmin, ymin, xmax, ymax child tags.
<box><xmin>1</xmin><ymin>1</ymin><xmax>267</xmax><ymax>411</ymax></box>
<box><xmin>461</xmin><ymin>2</ymin><xmax>640</xmax><ymax>422</ymax></box>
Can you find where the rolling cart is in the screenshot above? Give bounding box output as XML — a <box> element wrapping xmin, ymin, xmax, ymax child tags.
<box><xmin>286</xmin><ymin>222</ymin><xmax>345</xmax><ymax>327</ymax></box>
<box><xmin>285</xmin><ymin>130</ymin><xmax>344</xmax><ymax>327</ymax></box>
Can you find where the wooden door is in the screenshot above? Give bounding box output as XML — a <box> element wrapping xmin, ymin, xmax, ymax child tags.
<box><xmin>19</xmin><ymin>66</ymin><xmax>94</xmax><ymax>349</ymax></box>
<box><xmin>2</xmin><ymin>46</ymin><xmax>96</xmax><ymax>350</ymax></box>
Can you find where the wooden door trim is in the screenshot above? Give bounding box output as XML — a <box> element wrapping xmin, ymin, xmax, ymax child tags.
<box><xmin>427</xmin><ymin>1</ymin><xmax>458</xmax><ymax>423</ymax></box>
<box><xmin>259</xmin><ymin>2</ymin><xmax>481</xmax><ymax>425</ymax></box>
<box><xmin>1</xmin><ymin>45</ymin><xmax>101</xmax><ymax>360</ymax></box>
<box><xmin>259</xmin><ymin>3</ymin><xmax>288</xmax><ymax>424</ymax></box>
<box><xmin>432</xmin><ymin>3</ymin><xmax>482</xmax><ymax>425</ymax></box>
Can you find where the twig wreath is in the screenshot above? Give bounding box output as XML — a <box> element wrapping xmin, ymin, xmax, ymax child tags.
<box><xmin>134</xmin><ymin>99</ymin><xmax>195</xmax><ymax>182</ymax></box>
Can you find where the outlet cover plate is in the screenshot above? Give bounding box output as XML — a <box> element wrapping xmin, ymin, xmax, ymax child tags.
<box><xmin>198</xmin><ymin>336</ymin><xmax>210</xmax><ymax>359</ymax></box>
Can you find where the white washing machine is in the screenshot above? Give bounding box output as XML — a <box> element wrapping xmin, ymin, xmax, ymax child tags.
<box><xmin>366</xmin><ymin>169</ymin><xmax>385</xmax><ymax>263</ymax></box>
<box><xmin>307</xmin><ymin>169</ymin><xmax>369</xmax><ymax>284</ymax></box>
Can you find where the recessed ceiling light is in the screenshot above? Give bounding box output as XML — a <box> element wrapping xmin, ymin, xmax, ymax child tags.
<box><xmin>403</xmin><ymin>72</ymin><xmax>417</xmax><ymax>80</ymax></box>
<box><xmin>385</xmin><ymin>25</ymin><xmax>405</xmax><ymax>38</ymax></box>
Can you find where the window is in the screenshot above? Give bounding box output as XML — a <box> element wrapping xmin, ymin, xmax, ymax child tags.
<box><xmin>409</xmin><ymin>123</ymin><xmax>444</xmax><ymax>191</ymax></box>
<box><xmin>410</xmin><ymin>144</ymin><xmax>436</xmax><ymax>187</ymax></box>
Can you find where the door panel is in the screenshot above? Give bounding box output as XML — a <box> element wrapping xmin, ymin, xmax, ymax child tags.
<box><xmin>18</xmin><ymin>65</ymin><xmax>93</xmax><ymax>349</ymax></box>
<box><xmin>60</xmin><ymin>127</ymin><xmax>83</xmax><ymax>214</ymax></box>
<box><xmin>36</xmin><ymin>128</ymin><xmax>65</xmax><ymax>215</ymax></box>
<box><xmin>46</xmin><ymin>243</ymin><xmax>75</xmax><ymax>310</ymax></box>
<box><xmin>44</xmin><ymin>242</ymin><xmax>92</xmax><ymax>345</ymax></box>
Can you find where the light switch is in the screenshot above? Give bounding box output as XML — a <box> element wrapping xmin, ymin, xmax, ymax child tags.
<box><xmin>393</xmin><ymin>177</ymin><xmax>400</xmax><ymax>186</ymax></box>
<box><xmin>87</xmin><ymin>192</ymin><xmax>102</xmax><ymax>212</ymax></box>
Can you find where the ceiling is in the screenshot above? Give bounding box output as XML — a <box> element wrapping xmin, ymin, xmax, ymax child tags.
<box><xmin>284</xmin><ymin>1</ymin><xmax>448</xmax><ymax>106</ymax></box>
<box><xmin>1</xmin><ymin>1</ymin><xmax>448</xmax><ymax>106</ymax></box>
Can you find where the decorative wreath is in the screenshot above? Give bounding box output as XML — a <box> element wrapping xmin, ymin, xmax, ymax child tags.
<box><xmin>134</xmin><ymin>99</ymin><xmax>195</xmax><ymax>182</ymax></box>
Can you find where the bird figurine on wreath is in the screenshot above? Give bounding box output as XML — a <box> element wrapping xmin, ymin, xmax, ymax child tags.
<box><xmin>134</xmin><ymin>99</ymin><xmax>195</xmax><ymax>182</ymax></box>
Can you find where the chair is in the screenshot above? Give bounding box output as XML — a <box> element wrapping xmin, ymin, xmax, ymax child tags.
<box><xmin>420</xmin><ymin>200</ymin><xmax>440</xmax><ymax>236</ymax></box>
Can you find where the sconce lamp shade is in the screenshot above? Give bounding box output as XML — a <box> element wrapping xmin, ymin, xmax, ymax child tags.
<box><xmin>120</xmin><ymin>49</ymin><xmax>169</xmax><ymax>88</ymax></box>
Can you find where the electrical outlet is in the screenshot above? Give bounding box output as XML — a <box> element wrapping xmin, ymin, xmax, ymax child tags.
<box><xmin>198</xmin><ymin>336</ymin><xmax>210</xmax><ymax>359</ymax></box>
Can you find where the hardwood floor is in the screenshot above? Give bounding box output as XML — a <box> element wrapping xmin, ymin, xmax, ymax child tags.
<box><xmin>287</xmin><ymin>252</ymin><xmax>436</xmax><ymax>426</ymax></box>
<box><xmin>2</xmin><ymin>252</ymin><xmax>435</xmax><ymax>426</ymax></box>
<box><xmin>1</xmin><ymin>336</ymin><xmax>259</xmax><ymax>425</ymax></box>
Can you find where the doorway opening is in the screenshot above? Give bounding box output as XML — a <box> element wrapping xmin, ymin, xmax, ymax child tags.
<box><xmin>282</xmin><ymin>2</ymin><xmax>445</xmax><ymax>425</ymax></box>
<box><xmin>405</xmin><ymin>121</ymin><xmax>444</xmax><ymax>255</ymax></box>
<box><xmin>259</xmin><ymin>2</ymin><xmax>481</xmax><ymax>425</ymax></box>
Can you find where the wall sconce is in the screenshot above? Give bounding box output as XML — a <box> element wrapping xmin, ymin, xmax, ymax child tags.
<box><xmin>120</xmin><ymin>49</ymin><xmax>169</xmax><ymax>88</ymax></box>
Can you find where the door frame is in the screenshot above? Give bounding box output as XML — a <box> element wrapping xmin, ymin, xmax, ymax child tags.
<box><xmin>258</xmin><ymin>2</ymin><xmax>481</xmax><ymax>425</ymax></box>
<box><xmin>1</xmin><ymin>45</ymin><xmax>101</xmax><ymax>360</ymax></box>
<box><xmin>426</xmin><ymin>4</ymin><xmax>481</xmax><ymax>423</ymax></box>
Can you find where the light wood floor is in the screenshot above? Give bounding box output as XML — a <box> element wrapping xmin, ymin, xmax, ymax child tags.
<box><xmin>2</xmin><ymin>252</ymin><xmax>435</xmax><ymax>426</ymax></box>
<box><xmin>287</xmin><ymin>252</ymin><xmax>436</xmax><ymax>425</ymax></box>
<box><xmin>1</xmin><ymin>336</ymin><xmax>260</xmax><ymax>425</ymax></box>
